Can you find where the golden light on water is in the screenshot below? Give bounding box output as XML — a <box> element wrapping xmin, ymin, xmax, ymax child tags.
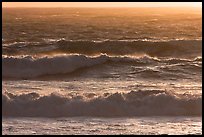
<box><xmin>2</xmin><ymin>2</ymin><xmax>202</xmax><ymax>8</ymax></box>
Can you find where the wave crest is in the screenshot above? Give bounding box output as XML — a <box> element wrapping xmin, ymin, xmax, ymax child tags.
<box><xmin>3</xmin><ymin>40</ymin><xmax>201</xmax><ymax>57</ymax></box>
<box><xmin>2</xmin><ymin>54</ymin><xmax>201</xmax><ymax>79</ymax></box>
<box><xmin>2</xmin><ymin>90</ymin><xmax>202</xmax><ymax>117</ymax></box>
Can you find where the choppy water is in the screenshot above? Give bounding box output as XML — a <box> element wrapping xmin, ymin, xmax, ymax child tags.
<box><xmin>2</xmin><ymin>117</ymin><xmax>202</xmax><ymax>135</ymax></box>
<box><xmin>2</xmin><ymin>7</ymin><xmax>202</xmax><ymax>134</ymax></box>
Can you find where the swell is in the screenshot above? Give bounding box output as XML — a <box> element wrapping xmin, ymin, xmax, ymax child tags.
<box><xmin>2</xmin><ymin>54</ymin><xmax>155</xmax><ymax>79</ymax></box>
<box><xmin>2</xmin><ymin>54</ymin><xmax>201</xmax><ymax>79</ymax></box>
<box><xmin>2</xmin><ymin>89</ymin><xmax>202</xmax><ymax>117</ymax></box>
<box><xmin>3</xmin><ymin>40</ymin><xmax>202</xmax><ymax>58</ymax></box>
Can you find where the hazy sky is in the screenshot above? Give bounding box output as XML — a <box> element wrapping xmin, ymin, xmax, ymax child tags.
<box><xmin>2</xmin><ymin>2</ymin><xmax>202</xmax><ymax>8</ymax></box>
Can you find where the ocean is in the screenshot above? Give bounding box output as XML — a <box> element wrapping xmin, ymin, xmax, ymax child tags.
<box><xmin>2</xmin><ymin>7</ymin><xmax>202</xmax><ymax>135</ymax></box>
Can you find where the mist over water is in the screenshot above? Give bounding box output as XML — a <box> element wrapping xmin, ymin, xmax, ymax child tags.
<box><xmin>2</xmin><ymin>7</ymin><xmax>202</xmax><ymax>135</ymax></box>
<box><xmin>2</xmin><ymin>8</ymin><xmax>201</xmax><ymax>43</ymax></box>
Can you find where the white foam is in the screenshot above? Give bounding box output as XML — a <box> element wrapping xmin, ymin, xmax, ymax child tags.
<box><xmin>2</xmin><ymin>90</ymin><xmax>202</xmax><ymax>117</ymax></box>
<box><xmin>3</xmin><ymin>54</ymin><xmax>201</xmax><ymax>79</ymax></box>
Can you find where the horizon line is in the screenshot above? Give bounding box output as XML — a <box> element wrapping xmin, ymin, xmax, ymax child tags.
<box><xmin>2</xmin><ymin>6</ymin><xmax>201</xmax><ymax>8</ymax></box>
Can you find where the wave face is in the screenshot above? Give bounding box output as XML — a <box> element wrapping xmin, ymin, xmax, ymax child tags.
<box><xmin>2</xmin><ymin>90</ymin><xmax>202</xmax><ymax>117</ymax></box>
<box><xmin>2</xmin><ymin>54</ymin><xmax>202</xmax><ymax>79</ymax></box>
<box><xmin>3</xmin><ymin>40</ymin><xmax>202</xmax><ymax>58</ymax></box>
<box><xmin>2</xmin><ymin>54</ymin><xmax>107</xmax><ymax>78</ymax></box>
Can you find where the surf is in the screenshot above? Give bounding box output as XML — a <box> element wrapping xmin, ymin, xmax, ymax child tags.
<box><xmin>2</xmin><ymin>54</ymin><xmax>201</xmax><ymax>79</ymax></box>
<box><xmin>2</xmin><ymin>89</ymin><xmax>202</xmax><ymax>117</ymax></box>
<box><xmin>3</xmin><ymin>40</ymin><xmax>202</xmax><ymax>58</ymax></box>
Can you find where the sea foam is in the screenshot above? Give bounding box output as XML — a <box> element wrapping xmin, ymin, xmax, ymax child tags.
<box><xmin>2</xmin><ymin>89</ymin><xmax>201</xmax><ymax>117</ymax></box>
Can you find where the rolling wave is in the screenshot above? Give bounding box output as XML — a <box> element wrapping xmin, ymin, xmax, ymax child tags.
<box><xmin>2</xmin><ymin>54</ymin><xmax>201</xmax><ymax>79</ymax></box>
<box><xmin>2</xmin><ymin>89</ymin><xmax>201</xmax><ymax>117</ymax></box>
<box><xmin>2</xmin><ymin>54</ymin><xmax>108</xmax><ymax>78</ymax></box>
<box><xmin>3</xmin><ymin>40</ymin><xmax>202</xmax><ymax>58</ymax></box>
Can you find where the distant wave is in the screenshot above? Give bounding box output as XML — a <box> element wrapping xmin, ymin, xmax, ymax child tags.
<box><xmin>2</xmin><ymin>89</ymin><xmax>201</xmax><ymax>117</ymax></box>
<box><xmin>3</xmin><ymin>40</ymin><xmax>202</xmax><ymax>58</ymax></box>
<box><xmin>2</xmin><ymin>54</ymin><xmax>201</xmax><ymax>79</ymax></box>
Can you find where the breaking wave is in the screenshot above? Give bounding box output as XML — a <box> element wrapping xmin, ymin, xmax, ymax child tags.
<box><xmin>2</xmin><ymin>54</ymin><xmax>132</xmax><ymax>79</ymax></box>
<box><xmin>3</xmin><ymin>40</ymin><xmax>202</xmax><ymax>58</ymax></box>
<box><xmin>2</xmin><ymin>54</ymin><xmax>201</xmax><ymax>79</ymax></box>
<box><xmin>2</xmin><ymin>89</ymin><xmax>202</xmax><ymax>117</ymax></box>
